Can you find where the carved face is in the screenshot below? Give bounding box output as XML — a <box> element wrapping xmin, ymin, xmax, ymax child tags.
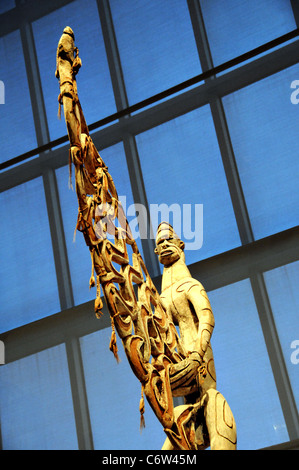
<box><xmin>154</xmin><ymin>223</ymin><xmax>185</xmax><ymax>266</ymax></box>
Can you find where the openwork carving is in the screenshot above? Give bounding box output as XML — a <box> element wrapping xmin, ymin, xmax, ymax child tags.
<box><xmin>56</xmin><ymin>27</ymin><xmax>237</xmax><ymax>450</ymax></box>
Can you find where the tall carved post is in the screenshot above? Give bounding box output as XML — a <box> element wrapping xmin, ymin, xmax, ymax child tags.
<box><xmin>55</xmin><ymin>27</ymin><xmax>237</xmax><ymax>450</ymax></box>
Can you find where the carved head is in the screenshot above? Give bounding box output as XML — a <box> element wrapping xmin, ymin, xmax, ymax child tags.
<box><xmin>63</xmin><ymin>26</ymin><xmax>75</xmax><ymax>39</ymax></box>
<box><xmin>154</xmin><ymin>222</ymin><xmax>185</xmax><ymax>266</ymax></box>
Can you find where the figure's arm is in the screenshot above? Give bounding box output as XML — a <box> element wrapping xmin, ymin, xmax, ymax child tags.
<box><xmin>186</xmin><ymin>283</ymin><xmax>215</xmax><ymax>362</ymax></box>
<box><xmin>168</xmin><ymin>283</ymin><xmax>214</xmax><ymax>396</ymax></box>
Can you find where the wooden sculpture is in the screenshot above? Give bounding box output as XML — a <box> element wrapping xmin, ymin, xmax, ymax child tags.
<box><xmin>55</xmin><ymin>27</ymin><xmax>237</xmax><ymax>450</ymax></box>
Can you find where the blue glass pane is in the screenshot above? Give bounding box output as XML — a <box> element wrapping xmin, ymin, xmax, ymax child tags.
<box><xmin>0</xmin><ymin>30</ymin><xmax>37</xmax><ymax>163</ymax></box>
<box><xmin>0</xmin><ymin>344</ymin><xmax>78</xmax><ymax>449</ymax></box>
<box><xmin>56</xmin><ymin>142</ymin><xmax>136</xmax><ymax>306</ymax></box>
<box><xmin>32</xmin><ymin>0</ymin><xmax>116</xmax><ymax>141</ymax></box>
<box><xmin>264</xmin><ymin>261</ymin><xmax>299</xmax><ymax>412</ymax></box>
<box><xmin>0</xmin><ymin>177</ymin><xmax>60</xmax><ymax>333</ymax></box>
<box><xmin>201</xmin><ymin>0</ymin><xmax>296</xmax><ymax>68</ymax></box>
<box><xmin>208</xmin><ymin>279</ymin><xmax>288</xmax><ymax>449</ymax></box>
<box><xmin>110</xmin><ymin>0</ymin><xmax>201</xmax><ymax>105</ymax></box>
<box><xmin>136</xmin><ymin>106</ymin><xmax>240</xmax><ymax>266</ymax></box>
<box><xmin>80</xmin><ymin>328</ymin><xmax>166</xmax><ymax>449</ymax></box>
<box><xmin>223</xmin><ymin>64</ymin><xmax>299</xmax><ymax>239</ymax></box>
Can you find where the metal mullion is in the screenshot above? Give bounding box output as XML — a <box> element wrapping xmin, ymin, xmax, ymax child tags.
<box><xmin>17</xmin><ymin>7</ymin><xmax>95</xmax><ymax>450</ymax></box>
<box><xmin>0</xmin><ymin>0</ymin><xmax>74</xmax><ymax>38</ymax></box>
<box><xmin>65</xmin><ymin>337</ymin><xmax>94</xmax><ymax>450</ymax></box>
<box><xmin>187</xmin><ymin>0</ymin><xmax>214</xmax><ymax>75</ymax></box>
<box><xmin>97</xmin><ymin>0</ymin><xmax>160</xmax><ymax>277</ymax></box>
<box><xmin>19</xmin><ymin>18</ymin><xmax>49</xmax><ymax>147</ymax></box>
<box><xmin>187</xmin><ymin>0</ymin><xmax>253</xmax><ymax>245</ymax></box>
<box><xmin>18</xmin><ymin>8</ymin><xmax>74</xmax><ymax>311</ymax></box>
<box><xmin>96</xmin><ymin>0</ymin><xmax>128</xmax><ymax>112</ymax></box>
<box><xmin>2</xmin><ymin>38</ymin><xmax>299</xmax><ymax>174</ymax></box>
<box><xmin>209</xmin><ymin>99</ymin><xmax>254</xmax><ymax>244</ymax></box>
<box><xmin>250</xmin><ymin>274</ymin><xmax>299</xmax><ymax>440</ymax></box>
<box><xmin>122</xmin><ymin>135</ymin><xmax>161</xmax><ymax>277</ymax></box>
<box><xmin>1</xmin><ymin>226</ymin><xmax>298</xmax><ymax>365</ymax></box>
<box><xmin>291</xmin><ymin>0</ymin><xmax>299</xmax><ymax>28</ymax></box>
<box><xmin>42</xmin><ymin>169</ymin><xmax>74</xmax><ymax>310</ymax></box>
<box><xmin>189</xmin><ymin>0</ymin><xmax>299</xmax><ymax>441</ymax></box>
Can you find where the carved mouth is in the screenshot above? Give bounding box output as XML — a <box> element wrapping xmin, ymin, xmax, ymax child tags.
<box><xmin>160</xmin><ymin>249</ymin><xmax>174</xmax><ymax>257</ymax></box>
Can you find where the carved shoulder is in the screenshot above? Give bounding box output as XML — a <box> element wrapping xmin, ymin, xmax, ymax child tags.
<box><xmin>175</xmin><ymin>277</ymin><xmax>203</xmax><ymax>293</ymax></box>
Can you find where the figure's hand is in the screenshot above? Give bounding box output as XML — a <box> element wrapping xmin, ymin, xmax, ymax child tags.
<box><xmin>188</xmin><ymin>351</ymin><xmax>207</xmax><ymax>382</ymax></box>
<box><xmin>169</xmin><ymin>352</ymin><xmax>202</xmax><ymax>391</ymax></box>
<box><xmin>189</xmin><ymin>351</ymin><xmax>208</xmax><ymax>381</ymax></box>
<box><xmin>188</xmin><ymin>351</ymin><xmax>202</xmax><ymax>365</ymax></box>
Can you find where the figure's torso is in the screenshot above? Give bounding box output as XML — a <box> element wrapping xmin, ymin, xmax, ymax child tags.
<box><xmin>160</xmin><ymin>277</ymin><xmax>216</xmax><ymax>397</ymax></box>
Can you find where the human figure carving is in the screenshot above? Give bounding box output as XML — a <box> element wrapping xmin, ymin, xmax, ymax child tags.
<box><xmin>155</xmin><ymin>222</ymin><xmax>237</xmax><ymax>450</ymax></box>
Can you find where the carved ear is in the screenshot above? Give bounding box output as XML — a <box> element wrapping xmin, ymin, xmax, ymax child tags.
<box><xmin>154</xmin><ymin>247</ymin><xmax>158</xmax><ymax>254</ymax></box>
<box><xmin>179</xmin><ymin>240</ymin><xmax>185</xmax><ymax>251</ymax></box>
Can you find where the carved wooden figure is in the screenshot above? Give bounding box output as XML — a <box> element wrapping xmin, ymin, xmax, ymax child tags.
<box><xmin>155</xmin><ymin>223</ymin><xmax>236</xmax><ymax>449</ymax></box>
<box><xmin>56</xmin><ymin>27</ymin><xmax>237</xmax><ymax>450</ymax></box>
